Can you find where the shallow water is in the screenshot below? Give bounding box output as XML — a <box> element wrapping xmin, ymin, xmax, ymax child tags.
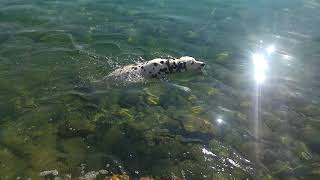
<box><xmin>0</xmin><ymin>0</ymin><xmax>320</xmax><ymax>179</ymax></box>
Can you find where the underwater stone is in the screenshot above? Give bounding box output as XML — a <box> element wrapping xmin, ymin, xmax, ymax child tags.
<box><xmin>39</xmin><ymin>169</ymin><xmax>59</xmax><ymax>177</ymax></box>
<box><xmin>0</xmin><ymin>117</ymin><xmax>61</xmax><ymax>173</ymax></box>
<box><xmin>191</xmin><ymin>106</ymin><xmax>204</xmax><ymax>114</ymax></box>
<box><xmin>263</xmin><ymin>112</ymin><xmax>283</xmax><ymax>132</ymax></box>
<box><xmin>59</xmin><ymin>113</ymin><xmax>95</xmax><ymax>138</ymax></box>
<box><xmin>216</xmin><ymin>52</ymin><xmax>229</xmax><ymax>64</ymax></box>
<box><xmin>39</xmin><ymin>32</ymin><xmax>74</xmax><ymax>48</ymax></box>
<box><xmin>13</xmin><ymin>91</ymin><xmax>37</xmax><ymax>114</ymax></box>
<box><xmin>302</xmin><ymin>125</ymin><xmax>320</xmax><ymax>152</ymax></box>
<box><xmin>140</xmin><ymin>177</ymin><xmax>156</xmax><ymax>180</ymax></box>
<box><xmin>99</xmin><ymin>169</ymin><xmax>108</xmax><ymax>174</ymax></box>
<box><xmin>0</xmin><ymin>147</ymin><xmax>28</xmax><ymax>179</ymax></box>
<box><xmin>143</xmin><ymin>87</ymin><xmax>161</xmax><ymax>106</ymax></box>
<box><xmin>146</xmin><ymin>36</ymin><xmax>157</xmax><ymax>47</ymax></box>
<box><xmin>180</xmin><ymin>115</ymin><xmax>216</xmax><ymax>137</ymax></box>
<box><xmin>207</xmin><ymin>87</ymin><xmax>219</xmax><ymax>96</ymax></box>
<box><xmin>127</xmin><ymin>36</ymin><xmax>136</xmax><ymax>44</ymax></box>
<box><xmin>310</xmin><ymin>163</ymin><xmax>320</xmax><ymax>177</ymax></box>
<box><xmin>101</xmin><ymin>126</ymin><xmax>127</xmax><ymax>152</ymax></box>
<box><xmin>279</xmin><ymin>135</ymin><xmax>291</xmax><ymax>146</ymax></box>
<box><xmin>293</xmin><ymin>142</ymin><xmax>313</xmax><ymax>161</ymax></box>
<box><xmin>261</xmin><ymin>149</ymin><xmax>278</xmax><ymax>168</ymax></box>
<box><xmin>79</xmin><ymin>171</ymin><xmax>100</xmax><ymax>180</ymax></box>
<box><xmin>92</xmin><ymin>42</ymin><xmax>122</xmax><ymax>56</ymax></box>
<box><xmin>187</xmin><ymin>95</ymin><xmax>198</xmax><ymax>102</ymax></box>
<box><xmin>261</xmin><ymin>175</ymin><xmax>275</xmax><ymax>180</ymax></box>
<box><xmin>93</xmin><ymin>111</ymin><xmax>108</xmax><ymax>122</ymax></box>
<box><xmin>273</xmin><ymin>161</ymin><xmax>294</xmax><ymax>178</ymax></box>
<box><xmin>104</xmin><ymin>174</ymin><xmax>129</xmax><ymax>180</ymax></box>
<box><xmin>117</xmin><ymin>108</ymin><xmax>134</xmax><ymax>120</ymax></box>
<box><xmin>147</xmin><ymin>95</ymin><xmax>160</xmax><ymax>105</ymax></box>
<box><xmin>299</xmin><ymin>105</ymin><xmax>320</xmax><ymax>117</ymax></box>
<box><xmin>237</xmin><ymin>142</ymin><xmax>256</xmax><ymax>161</ymax></box>
<box><xmin>187</xmin><ymin>31</ymin><xmax>199</xmax><ymax>39</ymax></box>
<box><xmin>208</xmin><ymin>139</ymin><xmax>230</xmax><ymax>157</ymax></box>
<box><xmin>61</xmin><ymin>137</ymin><xmax>87</xmax><ymax>168</ymax></box>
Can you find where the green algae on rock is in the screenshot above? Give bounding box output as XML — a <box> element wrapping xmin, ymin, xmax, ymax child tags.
<box><xmin>293</xmin><ymin>142</ymin><xmax>313</xmax><ymax>161</ymax></box>
<box><xmin>0</xmin><ymin>146</ymin><xmax>28</xmax><ymax>179</ymax></box>
<box><xmin>299</xmin><ymin>105</ymin><xmax>320</xmax><ymax>117</ymax></box>
<box><xmin>179</xmin><ymin>115</ymin><xmax>216</xmax><ymax>137</ymax></box>
<box><xmin>61</xmin><ymin>137</ymin><xmax>87</xmax><ymax>169</ymax></box>
<box><xmin>215</xmin><ymin>52</ymin><xmax>229</xmax><ymax>64</ymax></box>
<box><xmin>191</xmin><ymin>106</ymin><xmax>205</xmax><ymax>114</ymax></box>
<box><xmin>302</xmin><ymin>125</ymin><xmax>320</xmax><ymax>152</ymax></box>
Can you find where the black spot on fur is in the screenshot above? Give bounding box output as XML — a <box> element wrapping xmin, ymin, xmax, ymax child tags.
<box><xmin>132</xmin><ymin>67</ymin><xmax>135</xmax><ymax>69</ymax></box>
<box><xmin>158</xmin><ymin>72</ymin><xmax>161</xmax><ymax>75</ymax></box>
<box><xmin>160</xmin><ymin>68</ymin><xmax>167</xmax><ymax>72</ymax></box>
<box><xmin>134</xmin><ymin>67</ymin><xmax>137</xmax><ymax>70</ymax></box>
<box><xmin>141</xmin><ymin>66</ymin><xmax>144</xmax><ymax>69</ymax></box>
<box><xmin>149</xmin><ymin>71</ymin><xmax>152</xmax><ymax>74</ymax></box>
<box><xmin>166</xmin><ymin>59</ymin><xmax>173</xmax><ymax>73</ymax></box>
<box><xmin>160</xmin><ymin>61</ymin><xmax>164</xmax><ymax>64</ymax></box>
<box><xmin>154</xmin><ymin>63</ymin><xmax>158</xmax><ymax>66</ymax></box>
<box><xmin>144</xmin><ymin>69</ymin><xmax>146</xmax><ymax>71</ymax></box>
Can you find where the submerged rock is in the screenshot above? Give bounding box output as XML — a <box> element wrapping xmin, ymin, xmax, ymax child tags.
<box><xmin>143</xmin><ymin>87</ymin><xmax>161</xmax><ymax>106</ymax></box>
<box><xmin>302</xmin><ymin>125</ymin><xmax>320</xmax><ymax>152</ymax></box>
<box><xmin>79</xmin><ymin>171</ymin><xmax>100</xmax><ymax>180</ymax></box>
<box><xmin>91</xmin><ymin>42</ymin><xmax>122</xmax><ymax>56</ymax></box>
<box><xmin>0</xmin><ymin>147</ymin><xmax>28</xmax><ymax>179</ymax></box>
<box><xmin>179</xmin><ymin>115</ymin><xmax>216</xmax><ymax>137</ymax></box>
<box><xmin>299</xmin><ymin>105</ymin><xmax>320</xmax><ymax>117</ymax></box>
<box><xmin>187</xmin><ymin>31</ymin><xmax>199</xmax><ymax>39</ymax></box>
<box><xmin>207</xmin><ymin>87</ymin><xmax>220</xmax><ymax>96</ymax></box>
<box><xmin>191</xmin><ymin>106</ymin><xmax>204</xmax><ymax>114</ymax></box>
<box><xmin>272</xmin><ymin>161</ymin><xmax>294</xmax><ymax>178</ymax></box>
<box><xmin>215</xmin><ymin>52</ymin><xmax>229</xmax><ymax>64</ymax></box>
<box><xmin>118</xmin><ymin>108</ymin><xmax>134</xmax><ymax>120</ymax></box>
<box><xmin>61</xmin><ymin>137</ymin><xmax>87</xmax><ymax>168</ymax></box>
<box><xmin>293</xmin><ymin>142</ymin><xmax>313</xmax><ymax>161</ymax></box>
<box><xmin>39</xmin><ymin>169</ymin><xmax>59</xmax><ymax>177</ymax></box>
<box><xmin>39</xmin><ymin>32</ymin><xmax>74</xmax><ymax>48</ymax></box>
<box><xmin>104</xmin><ymin>174</ymin><xmax>129</xmax><ymax>180</ymax></box>
<box><xmin>147</xmin><ymin>95</ymin><xmax>160</xmax><ymax>105</ymax></box>
<box><xmin>58</xmin><ymin>112</ymin><xmax>95</xmax><ymax>138</ymax></box>
<box><xmin>139</xmin><ymin>177</ymin><xmax>155</xmax><ymax>180</ymax></box>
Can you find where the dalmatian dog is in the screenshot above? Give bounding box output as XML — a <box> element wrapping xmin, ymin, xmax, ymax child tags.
<box><xmin>107</xmin><ymin>56</ymin><xmax>205</xmax><ymax>82</ymax></box>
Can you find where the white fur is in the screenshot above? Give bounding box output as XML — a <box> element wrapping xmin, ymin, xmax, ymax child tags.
<box><xmin>107</xmin><ymin>56</ymin><xmax>205</xmax><ymax>82</ymax></box>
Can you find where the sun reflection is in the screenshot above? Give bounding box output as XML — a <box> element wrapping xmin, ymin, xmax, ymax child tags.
<box><xmin>283</xmin><ymin>54</ymin><xmax>290</xmax><ymax>60</ymax></box>
<box><xmin>216</xmin><ymin>118</ymin><xmax>224</xmax><ymax>124</ymax></box>
<box><xmin>252</xmin><ymin>53</ymin><xmax>268</xmax><ymax>84</ymax></box>
<box><xmin>266</xmin><ymin>45</ymin><xmax>275</xmax><ymax>54</ymax></box>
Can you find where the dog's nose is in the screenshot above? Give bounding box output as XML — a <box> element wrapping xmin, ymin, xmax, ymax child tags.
<box><xmin>200</xmin><ymin>63</ymin><xmax>205</xmax><ymax>67</ymax></box>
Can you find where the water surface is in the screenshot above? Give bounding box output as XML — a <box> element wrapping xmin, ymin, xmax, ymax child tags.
<box><xmin>0</xmin><ymin>0</ymin><xmax>320</xmax><ymax>179</ymax></box>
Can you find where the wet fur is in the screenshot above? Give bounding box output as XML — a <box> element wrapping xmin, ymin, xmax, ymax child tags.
<box><xmin>107</xmin><ymin>56</ymin><xmax>205</xmax><ymax>81</ymax></box>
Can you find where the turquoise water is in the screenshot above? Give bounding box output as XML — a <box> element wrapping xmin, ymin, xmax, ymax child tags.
<box><xmin>1</xmin><ymin>0</ymin><xmax>320</xmax><ymax>179</ymax></box>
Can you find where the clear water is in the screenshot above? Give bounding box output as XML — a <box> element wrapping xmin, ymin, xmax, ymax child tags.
<box><xmin>0</xmin><ymin>0</ymin><xmax>320</xmax><ymax>179</ymax></box>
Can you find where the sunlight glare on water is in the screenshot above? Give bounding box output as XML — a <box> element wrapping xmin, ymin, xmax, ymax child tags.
<box><xmin>252</xmin><ymin>53</ymin><xmax>268</xmax><ymax>84</ymax></box>
<box><xmin>0</xmin><ymin>0</ymin><xmax>319</xmax><ymax>179</ymax></box>
<box><xmin>266</xmin><ymin>45</ymin><xmax>275</xmax><ymax>55</ymax></box>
